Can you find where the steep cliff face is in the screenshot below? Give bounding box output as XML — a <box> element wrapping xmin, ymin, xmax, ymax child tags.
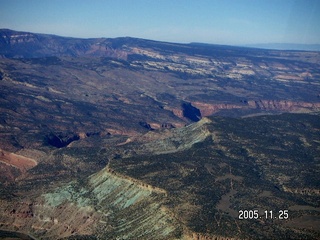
<box><xmin>192</xmin><ymin>100</ymin><xmax>320</xmax><ymax>117</ymax></box>
<box><xmin>247</xmin><ymin>99</ymin><xmax>320</xmax><ymax>112</ymax></box>
<box><xmin>0</xmin><ymin>29</ymin><xmax>129</xmax><ymax>59</ymax></box>
<box><xmin>192</xmin><ymin>102</ymin><xmax>243</xmax><ymax>116</ymax></box>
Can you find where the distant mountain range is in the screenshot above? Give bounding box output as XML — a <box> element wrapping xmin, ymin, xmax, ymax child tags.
<box><xmin>191</xmin><ymin>42</ymin><xmax>320</xmax><ymax>51</ymax></box>
<box><xmin>1</xmin><ymin>29</ymin><xmax>319</xmax><ymax>59</ymax></box>
<box><xmin>244</xmin><ymin>43</ymin><xmax>320</xmax><ymax>51</ymax></box>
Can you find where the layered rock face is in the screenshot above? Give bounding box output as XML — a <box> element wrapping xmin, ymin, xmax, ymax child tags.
<box><xmin>192</xmin><ymin>100</ymin><xmax>320</xmax><ymax>117</ymax></box>
<box><xmin>0</xmin><ymin>168</ymin><xmax>180</xmax><ymax>239</ymax></box>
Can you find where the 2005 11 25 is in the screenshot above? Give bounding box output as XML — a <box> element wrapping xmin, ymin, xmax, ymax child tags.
<box><xmin>238</xmin><ymin>210</ymin><xmax>288</xmax><ymax>220</ymax></box>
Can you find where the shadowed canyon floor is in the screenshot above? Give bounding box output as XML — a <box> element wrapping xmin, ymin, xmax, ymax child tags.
<box><xmin>0</xmin><ymin>29</ymin><xmax>320</xmax><ymax>239</ymax></box>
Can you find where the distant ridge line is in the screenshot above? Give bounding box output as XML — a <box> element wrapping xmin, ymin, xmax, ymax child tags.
<box><xmin>243</xmin><ymin>43</ymin><xmax>320</xmax><ymax>51</ymax></box>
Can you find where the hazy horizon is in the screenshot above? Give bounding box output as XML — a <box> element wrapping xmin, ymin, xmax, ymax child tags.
<box><xmin>1</xmin><ymin>0</ymin><xmax>319</xmax><ymax>46</ymax></box>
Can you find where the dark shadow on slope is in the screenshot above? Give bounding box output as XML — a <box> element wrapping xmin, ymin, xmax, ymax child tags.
<box><xmin>182</xmin><ymin>102</ymin><xmax>201</xmax><ymax>122</ymax></box>
<box><xmin>45</xmin><ymin>132</ymin><xmax>80</xmax><ymax>148</ymax></box>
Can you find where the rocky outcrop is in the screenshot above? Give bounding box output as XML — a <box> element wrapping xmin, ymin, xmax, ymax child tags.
<box><xmin>192</xmin><ymin>102</ymin><xmax>243</xmax><ymax>116</ymax></box>
<box><xmin>0</xmin><ymin>29</ymin><xmax>129</xmax><ymax>59</ymax></box>
<box><xmin>161</xmin><ymin>122</ymin><xmax>175</xmax><ymax>129</ymax></box>
<box><xmin>105</xmin><ymin>128</ymin><xmax>140</xmax><ymax>136</ymax></box>
<box><xmin>0</xmin><ymin>149</ymin><xmax>37</xmax><ymax>171</ymax></box>
<box><xmin>105</xmin><ymin>167</ymin><xmax>168</xmax><ymax>195</ymax></box>
<box><xmin>168</xmin><ymin>107</ymin><xmax>185</xmax><ymax>119</ymax></box>
<box><xmin>192</xmin><ymin>100</ymin><xmax>320</xmax><ymax>116</ymax></box>
<box><xmin>247</xmin><ymin>99</ymin><xmax>320</xmax><ymax>112</ymax></box>
<box><xmin>132</xmin><ymin>117</ymin><xmax>213</xmax><ymax>155</ymax></box>
<box><xmin>0</xmin><ymin>168</ymin><xmax>180</xmax><ymax>239</ymax></box>
<box><xmin>167</xmin><ymin>104</ymin><xmax>203</xmax><ymax>122</ymax></box>
<box><xmin>0</xmin><ymin>149</ymin><xmax>37</xmax><ymax>183</ymax></box>
<box><xmin>139</xmin><ymin>121</ymin><xmax>154</xmax><ymax>130</ymax></box>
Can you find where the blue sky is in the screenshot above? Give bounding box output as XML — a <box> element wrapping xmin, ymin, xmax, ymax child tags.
<box><xmin>1</xmin><ymin>0</ymin><xmax>319</xmax><ymax>45</ymax></box>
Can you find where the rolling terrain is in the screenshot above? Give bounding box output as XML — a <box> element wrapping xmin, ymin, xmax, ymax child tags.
<box><xmin>0</xmin><ymin>29</ymin><xmax>319</xmax><ymax>239</ymax></box>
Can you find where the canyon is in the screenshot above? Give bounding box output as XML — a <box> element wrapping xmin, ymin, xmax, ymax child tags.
<box><xmin>0</xmin><ymin>29</ymin><xmax>319</xmax><ymax>239</ymax></box>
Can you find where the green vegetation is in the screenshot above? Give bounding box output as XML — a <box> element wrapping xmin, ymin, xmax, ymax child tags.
<box><xmin>109</xmin><ymin>113</ymin><xmax>320</xmax><ymax>239</ymax></box>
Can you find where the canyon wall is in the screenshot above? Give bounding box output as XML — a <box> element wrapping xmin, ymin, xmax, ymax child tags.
<box><xmin>192</xmin><ymin>100</ymin><xmax>320</xmax><ymax>117</ymax></box>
